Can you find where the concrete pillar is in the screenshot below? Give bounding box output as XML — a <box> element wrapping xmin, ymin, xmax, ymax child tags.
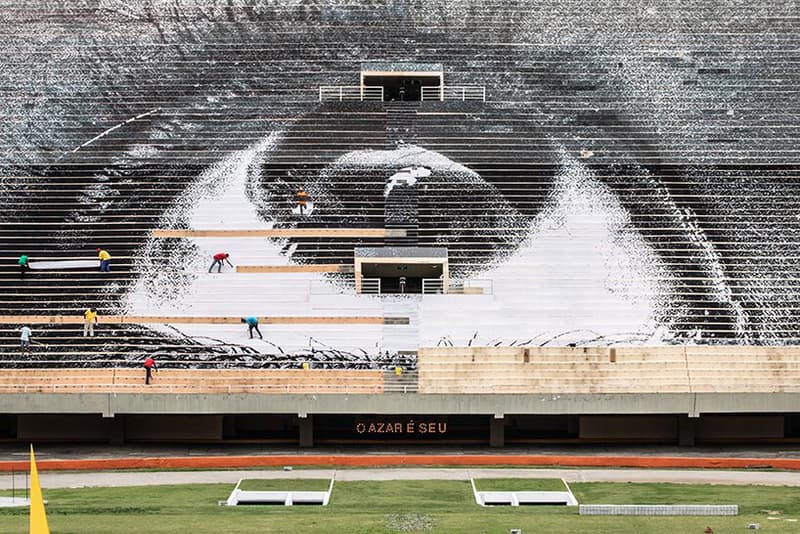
<box><xmin>299</xmin><ymin>414</ymin><xmax>314</xmax><ymax>448</ymax></box>
<box><xmin>678</xmin><ymin>415</ymin><xmax>696</xmax><ymax>447</ymax></box>
<box><xmin>489</xmin><ymin>415</ymin><xmax>505</xmax><ymax>448</ymax></box>
<box><xmin>108</xmin><ymin>414</ymin><xmax>125</xmax><ymax>445</ymax></box>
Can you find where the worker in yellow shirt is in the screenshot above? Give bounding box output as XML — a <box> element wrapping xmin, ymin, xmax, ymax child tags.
<box><xmin>84</xmin><ymin>308</ymin><xmax>98</xmax><ymax>337</ymax></box>
<box><xmin>96</xmin><ymin>248</ymin><xmax>111</xmax><ymax>272</ymax></box>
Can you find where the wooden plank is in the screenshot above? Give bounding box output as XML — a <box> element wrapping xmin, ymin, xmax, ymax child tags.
<box><xmin>237</xmin><ymin>264</ymin><xmax>352</xmax><ymax>273</ymax></box>
<box><xmin>0</xmin><ymin>385</ymin><xmax>386</xmax><ymax>394</ymax></box>
<box><xmin>0</xmin><ymin>369</ymin><xmax>385</xmax><ymax>395</ymax></box>
<box><xmin>0</xmin><ymin>315</ymin><xmax>390</xmax><ymax>325</ymax></box>
<box><xmin>151</xmin><ymin>228</ymin><xmax>393</xmax><ymax>238</ymax></box>
<box><xmin>0</xmin><ymin>369</ymin><xmax>383</xmax><ymax>379</ymax></box>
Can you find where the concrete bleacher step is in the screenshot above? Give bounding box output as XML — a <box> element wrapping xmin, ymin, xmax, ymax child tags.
<box><xmin>384</xmin><ymin>181</ymin><xmax>420</xmax><ymax>246</ymax></box>
<box><xmin>417</xmin><ymin>346</ymin><xmax>800</xmax><ymax>394</ymax></box>
<box><xmin>383</xmin><ymin>369</ymin><xmax>419</xmax><ymax>393</ymax></box>
<box><xmin>385</xmin><ymin>103</ymin><xmax>419</xmax><ymax>149</ymax></box>
<box><xmin>381</xmin><ymin>298</ymin><xmax>421</xmax><ymax>355</ymax></box>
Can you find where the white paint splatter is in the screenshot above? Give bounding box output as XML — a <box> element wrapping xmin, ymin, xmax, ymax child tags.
<box><xmin>418</xmin><ymin>153</ymin><xmax>678</xmax><ymax>347</ymax></box>
<box><xmin>333</xmin><ymin>145</ymin><xmax>476</xmax><ymax>174</ymax></box>
<box><xmin>123</xmin><ymin>133</ymin><xmax>383</xmax><ymax>352</ymax></box>
<box><xmin>384</xmin><ymin>166</ymin><xmax>431</xmax><ymax>197</ymax></box>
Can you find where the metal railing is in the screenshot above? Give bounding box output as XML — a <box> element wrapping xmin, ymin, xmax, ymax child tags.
<box><xmin>319</xmin><ymin>85</ymin><xmax>384</xmax><ymax>101</ymax></box>
<box><xmin>360</xmin><ymin>277</ymin><xmax>381</xmax><ymax>295</ymax></box>
<box><xmin>422</xmin><ymin>278</ymin><xmax>493</xmax><ymax>295</ymax></box>
<box><xmin>422</xmin><ymin>278</ymin><xmax>444</xmax><ymax>294</ymax></box>
<box><xmin>421</xmin><ymin>85</ymin><xmax>486</xmax><ymax>102</ymax></box>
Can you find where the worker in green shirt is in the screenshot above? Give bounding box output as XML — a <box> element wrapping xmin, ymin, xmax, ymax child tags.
<box><xmin>18</xmin><ymin>255</ymin><xmax>29</xmax><ymax>277</ymax></box>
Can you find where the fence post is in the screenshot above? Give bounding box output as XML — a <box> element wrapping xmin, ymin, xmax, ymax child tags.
<box><xmin>462</xmin><ymin>87</ymin><xmax>466</xmax><ymax>100</ymax></box>
<box><xmin>339</xmin><ymin>87</ymin><xmax>343</xmax><ymax>101</ymax></box>
<box><xmin>319</xmin><ymin>87</ymin><xmax>323</xmax><ymax>102</ymax></box>
<box><xmin>482</xmin><ymin>87</ymin><xmax>486</xmax><ymax>102</ymax></box>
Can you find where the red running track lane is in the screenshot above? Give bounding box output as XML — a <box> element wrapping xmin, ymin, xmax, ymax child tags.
<box><xmin>1</xmin><ymin>455</ymin><xmax>800</xmax><ymax>472</ymax></box>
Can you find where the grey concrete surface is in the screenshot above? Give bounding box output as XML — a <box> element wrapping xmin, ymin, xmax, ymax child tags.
<box><xmin>5</xmin><ymin>392</ymin><xmax>800</xmax><ymax>418</ymax></box>
<box><xmin>3</xmin><ymin>468</ymin><xmax>800</xmax><ymax>490</ymax></box>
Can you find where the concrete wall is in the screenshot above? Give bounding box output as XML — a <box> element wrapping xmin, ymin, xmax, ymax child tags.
<box><xmin>580</xmin><ymin>415</ymin><xmax>677</xmax><ymax>441</ymax></box>
<box><xmin>2</xmin><ymin>392</ymin><xmax>800</xmax><ymax>418</ymax></box>
<box><xmin>1</xmin><ymin>392</ymin><xmax>797</xmax><ymax>445</ymax></box>
<box><xmin>125</xmin><ymin>415</ymin><xmax>224</xmax><ymax>441</ymax></box>
<box><xmin>695</xmin><ymin>415</ymin><xmax>785</xmax><ymax>441</ymax></box>
<box><xmin>1</xmin><ymin>412</ymin><xmax>795</xmax><ymax>444</ymax></box>
<box><xmin>17</xmin><ymin>414</ymin><xmax>110</xmax><ymax>441</ymax></box>
<box><xmin>0</xmin><ymin>392</ymin><xmax>696</xmax><ymax>417</ymax></box>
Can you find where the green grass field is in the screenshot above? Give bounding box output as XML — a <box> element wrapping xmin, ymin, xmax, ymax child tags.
<box><xmin>473</xmin><ymin>477</ymin><xmax>567</xmax><ymax>492</ymax></box>
<box><xmin>1</xmin><ymin>479</ymin><xmax>799</xmax><ymax>533</ymax></box>
<box><xmin>237</xmin><ymin>478</ymin><xmax>332</xmax><ymax>491</ymax></box>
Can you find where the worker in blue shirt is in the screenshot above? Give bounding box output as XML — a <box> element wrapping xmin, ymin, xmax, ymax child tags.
<box><xmin>241</xmin><ymin>316</ymin><xmax>263</xmax><ymax>339</ymax></box>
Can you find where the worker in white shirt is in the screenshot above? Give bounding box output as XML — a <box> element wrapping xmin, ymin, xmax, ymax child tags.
<box><xmin>20</xmin><ymin>326</ymin><xmax>32</xmax><ymax>353</ymax></box>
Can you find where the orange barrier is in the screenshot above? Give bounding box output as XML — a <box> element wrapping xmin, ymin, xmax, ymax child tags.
<box><xmin>1</xmin><ymin>454</ymin><xmax>799</xmax><ymax>472</ymax></box>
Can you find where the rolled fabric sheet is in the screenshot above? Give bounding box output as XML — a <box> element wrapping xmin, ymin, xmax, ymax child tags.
<box><xmin>28</xmin><ymin>260</ymin><xmax>102</xmax><ymax>270</ymax></box>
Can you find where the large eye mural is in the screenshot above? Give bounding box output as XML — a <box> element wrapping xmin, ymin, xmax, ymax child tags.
<box><xmin>2</xmin><ymin>1</ymin><xmax>800</xmax><ymax>370</ymax></box>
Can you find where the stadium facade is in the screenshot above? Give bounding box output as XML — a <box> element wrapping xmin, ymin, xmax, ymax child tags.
<box><xmin>1</xmin><ymin>1</ymin><xmax>799</xmax><ymax>446</ymax></box>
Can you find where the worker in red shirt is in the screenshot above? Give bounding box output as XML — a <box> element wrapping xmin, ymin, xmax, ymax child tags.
<box><xmin>143</xmin><ymin>356</ymin><xmax>157</xmax><ymax>385</ymax></box>
<box><xmin>208</xmin><ymin>252</ymin><xmax>233</xmax><ymax>273</ymax></box>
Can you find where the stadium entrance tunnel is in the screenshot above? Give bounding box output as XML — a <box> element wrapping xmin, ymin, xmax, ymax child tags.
<box><xmin>361</xmin><ymin>62</ymin><xmax>443</xmax><ymax>101</ymax></box>
<box><xmin>363</xmin><ymin>75</ymin><xmax>441</xmax><ymax>101</ymax></box>
<box><xmin>354</xmin><ymin>246</ymin><xmax>449</xmax><ymax>294</ymax></box>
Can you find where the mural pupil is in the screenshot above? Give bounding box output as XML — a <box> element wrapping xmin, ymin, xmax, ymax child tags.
<box><xmin>258</xmin><ymin>148</ymin><xmax>523</xmax><ymax>279</ymax></box>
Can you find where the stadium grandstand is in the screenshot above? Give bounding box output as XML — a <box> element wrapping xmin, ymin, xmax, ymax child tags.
<box><xmin>1</xmin><ymin>0</ymin><xmax>799</xmax><ymax>447</ymax></box>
